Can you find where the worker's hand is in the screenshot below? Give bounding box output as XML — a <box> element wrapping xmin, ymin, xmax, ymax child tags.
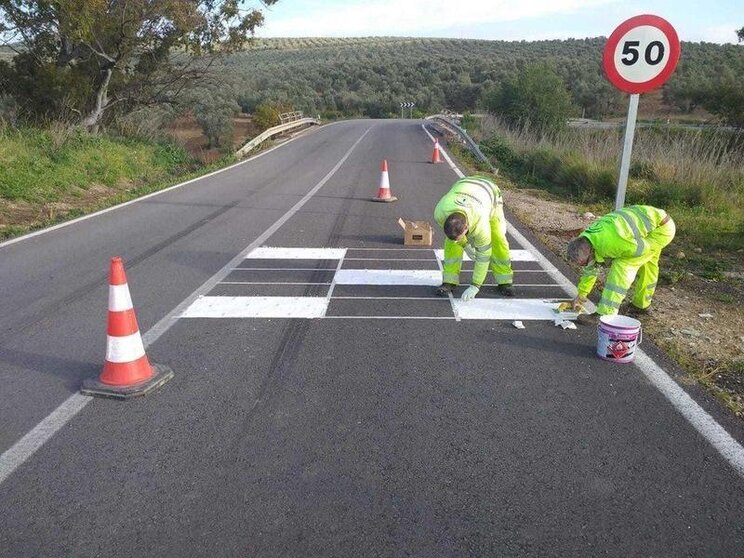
<box><xmin>558</xmin><ymin>295</ymin><xmax>587</xmax><ymax>313</ymax></box>
<box><xmin>463</xmin><ymin>245</ymin><xmax>476</xmax><ymax>261</ymax></box>
<box><xmin>461</xmin><ymin>285</ymin><xmax>479</xmax><ymax>302</ymax></box>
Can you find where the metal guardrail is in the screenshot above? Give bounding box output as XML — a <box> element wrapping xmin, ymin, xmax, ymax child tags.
<box><xmin>425</xmin><ymin>114</ymin><xmax>496</xmax><ymax>173</ymax></box>
<box><xmin>236</xmin><ymin>115</ymin><xmax>320</xmax><ymax>158</ymax></box>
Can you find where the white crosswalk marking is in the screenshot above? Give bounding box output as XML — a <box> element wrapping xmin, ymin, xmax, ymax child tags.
<box><xmin>334</xmin><ymin>269</ymin><xmax>441</xmax><ymax>286</ymax></box>
<box><xmin>178</xmin><ymin>246</ymin><xmax>567</xmax><ymax>320</ymax></box>
<box><xmin>182</xmin><ymin>296</ymin><xmax>329</xmax><ymax>318</ymax></box>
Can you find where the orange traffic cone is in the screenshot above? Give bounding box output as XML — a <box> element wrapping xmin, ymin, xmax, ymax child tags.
<box><xmin>81</xmin><ymin>257</ymin><xmax>173</xmax><ymax>399</ymax></box>
<box><xmin>431</xmin><ymin>139</ymin><xmax>442</xmax><ymax>163</ymax></box>
<box><xmin>371</xmin><ymin>159</ymin><xmax>398</xmax><ymax>202</ymax></box>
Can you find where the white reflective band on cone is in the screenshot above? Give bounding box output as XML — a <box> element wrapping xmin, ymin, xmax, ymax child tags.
<box><xmin>108</xmin><ymin>284</ymin><xmax>134</xmax><ymax>312</ymax></box>
<box><xmin>106</xmin><ymin>332</ymin><xmax>146</xmax><ymax>363</ymax></box>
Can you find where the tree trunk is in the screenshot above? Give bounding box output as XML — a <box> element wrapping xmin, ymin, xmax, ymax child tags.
<box><xmin>81</xmin><ymin>68</ymin><xmax>113</xmax><ymax>134</ymax></box>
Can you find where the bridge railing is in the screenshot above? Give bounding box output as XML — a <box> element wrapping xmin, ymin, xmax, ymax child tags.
<box><xmin>279</xmin><ymin>111</ymin><xmax>304</xmax><ymax>124</ymax></box>
<box><xmin>236</xmin><ymin>113</ymin><xmax>320</xmax><ymax>159</ymax></box>
<box><xmin>425</xmin><ymin>114</ymin><xmax>496</xmax><ymax>173</ymax></box>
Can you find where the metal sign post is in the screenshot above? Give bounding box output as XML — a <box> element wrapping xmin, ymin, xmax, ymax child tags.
<box><xmin>615</xmin><ymin>93</ymin><xmax>639</xmax><ymax>210</ymax></box>
<box><xmin>602</xmin><ymin>14</ymin><xmax>680</xmax><ymax>209</ymax></box>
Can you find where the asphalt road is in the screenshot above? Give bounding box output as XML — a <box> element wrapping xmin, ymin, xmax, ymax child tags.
<box><xmin>1</xmin><ymin>120</ymin><xmax>744</xmax><ymax>557</ymax></box>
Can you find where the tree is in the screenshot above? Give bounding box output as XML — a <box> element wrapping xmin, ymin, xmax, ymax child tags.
<box><xmin>482</xmin><ymin>63</ymin><xmax>575</xmax><ymax>133</ymax></box>
<box><xmin>186</xmin><ymin>86</ymin><xmax>239</xmax><ymax>148</ymax></box>
<box><xmin>701</xmin><ymin>71</ymin><xmax>744</xmax><ymax>129</ymax></box>
<box><xmin>737</xmin><ymin>27</ymin><xmax>744</xmax><ymax>42</ymax></box>
<box><xmin>253</xmin><ymin>101</ymin><xmax>283</xmax><ymax>131</ymax></box>
<box><xmin>0</xmin><ymin>0</ymin><xmax>278</xmax><ymax>131</ymax></box>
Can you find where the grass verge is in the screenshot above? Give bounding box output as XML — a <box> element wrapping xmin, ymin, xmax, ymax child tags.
<box><xmin>0</xmin><ymin>125</ymin><xmax>239</xmax><ymax>241</ymax></box>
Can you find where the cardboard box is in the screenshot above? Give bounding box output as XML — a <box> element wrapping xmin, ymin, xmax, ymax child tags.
<box><xmin>398</xmin><ymin>218</ymin><xmax>433</xmax><ymax>246</ymax></box>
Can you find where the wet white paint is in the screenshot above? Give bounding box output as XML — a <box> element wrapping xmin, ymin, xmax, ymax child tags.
<box><xmin>246</xmin><ymin>247</ymin><xmax>347</xmax><ymax>260</ymax></box>
<box><xmin>181</xmin><ymin>296</ymin><xmax>329</xmax><ymax>318</ymax></box>
<box><xmin>334</xmin><ymin>269</ymin><xmax>441</xmax><ymax>286</ymax></box>
<box><xmin>434</xmin><ymin>249</ymin><xmax>537</xmax><ymax>262</ymax></box>
<box><xmin>453</xmin><ymin>299</ymin><xmax>560</xmax><ymax>320</ymax></box>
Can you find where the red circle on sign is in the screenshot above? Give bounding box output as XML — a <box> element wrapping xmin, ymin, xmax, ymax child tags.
<box><xmin>603</xmin><ymin>14</ymin><xmax>680</xmax><ymax>94</ymax></box>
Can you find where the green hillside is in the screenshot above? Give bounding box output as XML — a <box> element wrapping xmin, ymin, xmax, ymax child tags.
<box><xmin>216</xmin><ymin>36</ymin><xmax>742</xmax><ymax>120</ymax></box>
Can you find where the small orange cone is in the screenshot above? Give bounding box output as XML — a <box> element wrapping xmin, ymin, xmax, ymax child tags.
<box><xmin>431</xmin><ymin>139</ymin><xmax>442</xmax><ymax>163</ymax></box>
<box><xmin>371</xmin><ymin>160</ymin><xmax>398</xmax><ymax>202</ymax></box>
<box><xmin>81</xmin><ymin>257</ymin><xmax>173</xmax><ymax>399</ymax></box>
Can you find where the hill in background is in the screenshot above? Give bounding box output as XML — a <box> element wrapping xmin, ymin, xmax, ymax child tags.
<box><xmin>210</xmin><ymin>36</ymin><xmax>741</xmax><ymax>121</ymax></box>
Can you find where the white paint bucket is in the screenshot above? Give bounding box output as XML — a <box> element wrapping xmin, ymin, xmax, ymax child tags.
<box><xmin>596</xmin><ymin>315</ymin><xmax>642</xmax><ymax>363</ymax></box>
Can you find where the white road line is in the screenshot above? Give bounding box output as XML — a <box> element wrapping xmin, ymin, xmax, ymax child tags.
<box><xmin>324</xmin><ymin>316</ymin><xmax>455</xmax><ymax>320</ymax></box>
<box><xmin>334</xmin><ymin>269</ymin><xmax>441</xmax><ymax>286</ymax></box>
<box><xmin>434</xmin><ymin>241</ymin><xmax>461</xmax><ymax>321</ymax></box>
<box><xmin>246</xmin><ymin>247</ymin><xmax>347</xmax><ymax>259</ymax></box>
<box><xmin>343</xmin><ymin>247</ymin><xmax>434</xmax><ymax>251</ymax></box>
<box><xmin>344</xmin><ymin>258</ymin><xmax>435</xmax><ymax>262</ymax></box>
<box><xmin>331</xmin><ymin>297</ymin><xmax>451</xmax><ymax>301</ymax></box>
<box><xmin>181</xmin><ymin>296</ymin><xmax>329</xmax><ymax>319</ymax></box>
<box><xmin>634</xmin><ymin>352</ymin><xmax>744</xmax><ymax>478</ymax></box>
<box><xmin>219</xmin><ymin>282</ymin><xmax>333</xmax><ymax>286</ymax></box>
<box><xmin>232</xmin><ymin>268</ymin><xmax>339</xmax><ymax>272</ymax></box>
<box><xmin>434</xmin><ymin>249</ymin><xmax>537</xmax><ymax>262</ymax></box>
<box><xmin>0</xmin><ymin>394</ymin><xmax>92</xmax><ymax>485</ymax></box>
<box><xmin>453</xmin><ymin>298</ymin><xmax>560</xmax><ymax>320</ymax></box>
<box><xmin>422</xmin><ymin>123</ymin><xmax>744</xmax><ymax>480</ymax></box>
<box><xmin>0</xmin><ymin>125</ymin><xmax>374</xmax><ymax>487</ymax></box>
<box><xmin>326</xmin><ymin>251</ymin><xmax>347</xmax><ymax>301</ymax></box>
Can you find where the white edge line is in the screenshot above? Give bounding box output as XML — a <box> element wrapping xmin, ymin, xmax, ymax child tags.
<box><xmin>0</xmin><ymin>394</ymin><xmax>91</xmax><ymax>484</ymax></box>
<box><xmin>0</xmin><ymin>124</ymin><xmax>373</xmax><ymax>487</ymax></box>
<box><xmin>422</xmin><ymin>123</ymin><xmax>744</xmax><ymax>480</ymax></box>
<box><xmin>0</xmin><ymin>122</ymin><xmax>339</xmax><ymax>250</ymax></box>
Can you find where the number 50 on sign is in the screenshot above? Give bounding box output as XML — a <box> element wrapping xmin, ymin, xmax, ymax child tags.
<box><xmin>603</xmin><ymin>14</ymin><xmax>680</xmax><ymax>94</ymax></box>
<box><xmin>603</xmin><ymin>14</ymin><xmax>680</xmax><ymax>210</ymax></box>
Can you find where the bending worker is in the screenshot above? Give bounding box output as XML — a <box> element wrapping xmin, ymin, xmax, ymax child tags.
<box><xmin>434</xmin><ymin>175</ymin><xmax>514</xmax><ymax>301</ymax></box>
<box><xmin>564</xmin><ymin>205</ymin><xmax>675</xmax><ymax>316</ymax></box>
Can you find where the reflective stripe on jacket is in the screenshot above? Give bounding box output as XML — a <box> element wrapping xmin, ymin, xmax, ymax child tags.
<box><xmin>434</xmin><ymin>176</ymin><xmax>503</xmax><ymax>287</ymax></box>
<box><xmin>576</xmin><ymin>205</ymin><xmax>669</xmax><ymax>298</ymax></box>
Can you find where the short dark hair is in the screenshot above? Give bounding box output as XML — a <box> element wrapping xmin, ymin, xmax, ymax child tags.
<box><xmin>567</xmin><ymin>237</ymin><xmax>593</xmax><ymax>264</ymax></box>
<box><xmin>444</xmin><ymin>213</ymin><xmax>468</xmax><ymax>240</ymax></box>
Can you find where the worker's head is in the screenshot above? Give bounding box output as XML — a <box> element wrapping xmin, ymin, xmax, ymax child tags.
<box><xmin>566</xmin><ymin>237</ymin><xmax>594</xmax><ymax>266</ymax></box>
<box><xmin>444</xmin><ymin>212</ymin><xmax>468</xmax><ymax>241</ymax></box>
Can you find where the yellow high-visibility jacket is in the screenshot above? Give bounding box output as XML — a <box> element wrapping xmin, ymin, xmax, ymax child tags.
<box><xmin>434</xmin><ymin>176</ymin><xmax>505</xmax><ymax>287</ymax></box>
<box><xmin>578</xmin><ymin>205</ymin><xmax>672</xmax><ymax>314</ymax></box>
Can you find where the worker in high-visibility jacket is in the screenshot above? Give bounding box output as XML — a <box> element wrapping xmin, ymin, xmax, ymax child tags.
<box><xmin>434</xmin><ymin>175</ymin><xmax>514</xmax><ymax>301</ymax></box>
<box><xmin>564</xmin><ymin>205</ymin><xmax>675</xmax><ymax>316</ymax></box>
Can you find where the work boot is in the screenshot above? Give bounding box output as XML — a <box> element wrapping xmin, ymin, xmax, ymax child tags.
<box><xmin>496</xmin><ymin>284</ymin><xmax>515</xmax><ymax>297</ymax></box>
<box><xmin>436</xmin><ymin>283</ymin><xmax>456</xmax><ymax>297</ymax></box>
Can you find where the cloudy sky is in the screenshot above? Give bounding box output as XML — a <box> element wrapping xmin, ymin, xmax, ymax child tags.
<box><xmin>257</xmin><ymin>0</ymin><xmax>742</xmax><ymax>43</ymax></box>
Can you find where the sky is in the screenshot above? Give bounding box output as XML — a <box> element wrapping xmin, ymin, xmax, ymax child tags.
<box><xmin>256</xmin><ymin>0</ymin><xmax>743</xmax><ymax>44</ymax></box>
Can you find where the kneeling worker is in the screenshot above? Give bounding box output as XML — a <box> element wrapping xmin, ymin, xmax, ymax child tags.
<box><xmin>565</xmin><ymin>205</ymin><xmax>675</xmax><ymax>316</ymax></box>
<box><xmin>434</xmin><ymin>175</ymin><xmax>514</xmax><ymax>301</ymax></box>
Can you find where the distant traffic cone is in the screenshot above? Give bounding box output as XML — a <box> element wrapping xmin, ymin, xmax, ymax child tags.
<box><xmin>371</xmin><ymin>159</ymin><xmax>398</xmax><ymax>202</ymax></box>
<box><xmin>431</xmin><ymin>139</ymin><xmax>442</xmax><ymax>163</ymax></box>
<box><xmin>81</xmin><ymin>257</ymin><xmax>173</xmax><ymax>399</ymax></box>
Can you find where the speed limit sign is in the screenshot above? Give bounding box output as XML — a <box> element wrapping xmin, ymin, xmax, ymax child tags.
<box><xmin>603</xmin><ymin>14</ymin><xmax>680</xmax><ymax>94</ymax></box>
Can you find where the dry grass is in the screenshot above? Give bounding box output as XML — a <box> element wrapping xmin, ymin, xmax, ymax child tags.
<box><xmin>477</xmin><ymin>116</ymin><xmax>744</xmax><ymax>252</ymax></box>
